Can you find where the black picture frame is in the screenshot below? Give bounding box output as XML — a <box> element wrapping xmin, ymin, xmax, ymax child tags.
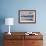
<box><xmin>18</xmin><ymin>10</ymin><xmax>36</xmax><ymax>24</ymax></box>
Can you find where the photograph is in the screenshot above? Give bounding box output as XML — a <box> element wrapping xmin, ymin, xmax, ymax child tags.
<box><xmin>18</xmin><ymin>10</ymin><xmax>36</xmax><ymax>23</ymax></box>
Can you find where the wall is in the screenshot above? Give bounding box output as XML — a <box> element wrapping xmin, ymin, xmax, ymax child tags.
<box><xmin>0</xmin><ymin>0</ymin><xmax>46</xmax><ymax>46</ymax></box>
<box><xmin>0</xmin><ymin>0</ymin><xmax>46</xmax><ymax>32</ymax></box>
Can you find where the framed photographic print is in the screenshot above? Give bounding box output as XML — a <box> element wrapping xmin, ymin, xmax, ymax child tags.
<box><xmin>18</xmin><ymin>10</ymin><xmax>36</xmax><ymax>23</ymax></box>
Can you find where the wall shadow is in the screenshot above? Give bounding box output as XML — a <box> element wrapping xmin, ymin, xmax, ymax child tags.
<box><xmin>0</xmin><ymin>16</ymin><xmax>5</xmax><ymax>46</ymax></box>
